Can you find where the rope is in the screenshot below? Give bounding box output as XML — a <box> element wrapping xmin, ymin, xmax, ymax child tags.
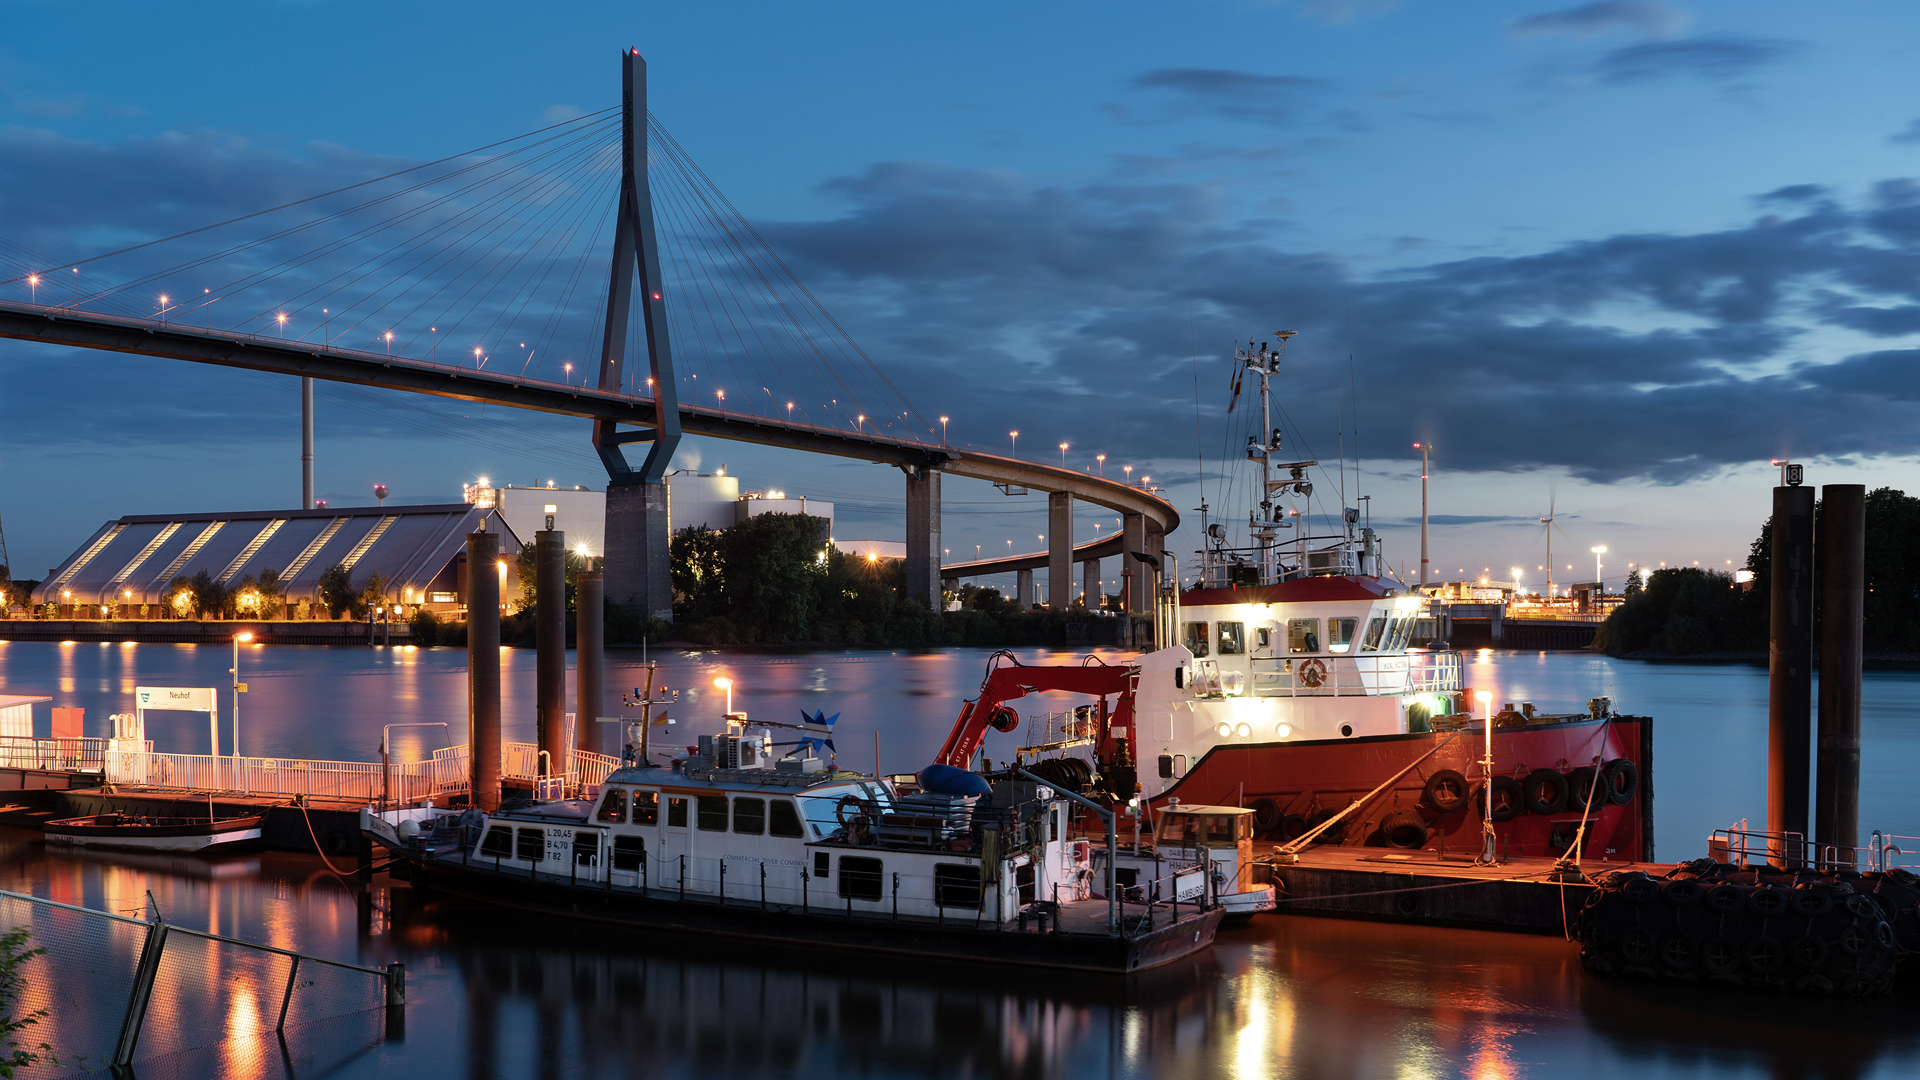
<box><xmin>297</xmin><ymin>801</ymin><xmax>361</xmax><ymax>879</ymax></box>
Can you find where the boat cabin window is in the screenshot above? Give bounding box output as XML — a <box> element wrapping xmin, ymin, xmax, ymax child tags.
<box><xmin>596</xmin><ymin>787</ymin><xmax>627</xmax><ymax>824</ymax></box>
<box><xmin>666</xmin><ymin>797</ymin><xmax>688</xmax><ymax>828</ymax></box>
<box><xmin>480</xmin><ymin>826</ymin><xmax>513</xmax><ymax>857</ymax></box>
<box><xmin>572</xmin><ymin>832</ymin><xmax>599</xmax><ymax>866</ymax></box>
<box><xmin>1360</xmin><ymin>616</ymin><xmax>1388</xmax><ymax>652</ymax></box>
<box><xmin>733</xmin><ymin>797</ymin><xmax>766</xmax><ymax>835</ymax></box>
<box><xmin>1184</xmin><ymin>621</ymin><xmax>1210</xmax><ymax>658</ymax></box>
<box><xmin>632</xmin><ymin>791</ymin><xmax>659</xmax><ymax>827</ymax></box>
<box><xmin>515</xmin><ymin>827</ymin><xmax>544</xmax><ymax>862</ymax></box>
<box><xmin>1217</xmin><ymin>622</ymin><xmax>1245</xmax><ymax>656</ymax></box>
<box><xmin>1386</xmin><ymin>613</ymin><xmax>1415</xmax><ymax>651</ymax></box>
<box><xmin>1329</xmin><ymin>617</ymin><xmax>1357</xmax><ymax>654</ymax></box>
<box><xmin>934</xmin><ymin>864</ymin><xmax>983</xmax><ymax>909</ymax></box>
<box><xmin>814</xmin><ymin>851</ymin><xmax>830</xmax><ymax>878</ymax></box>
<box><xmin>613</xmin><ymin>835</ymin><xmax>644</xmax><ymax>871</ymax></box>
<box><xmin>770</xmin><ymin>800</ymin><xmax>805</xmax><ymax>838</ymax></box>
<box><xmin>1173</xmin><ymin>754</ymin><xmax>1187</xmax><ymax>778</ymax></box>
<box><xmin>1255</xmin><ymin>626</ymin><xmax>1271</xmax><ymax>650</ymax></box>
<box><xmin>1159</xmin><ymin>814</ymin><xmax>1248</xmax><ymax>847</ymax></box>
<box><xmin>697</xmin><ymin>796</ymin><xmax>729</xmax><ymax>832</ymax></box>
<box><xmin>1288</xmin><ymin>618</ymin><xmax>1320</xmax><ymax>654</ymax></box>
<box><xmin>839</xmin><ymin>856</ymin><xmax>884</xmax><ymax>901</ymax></box>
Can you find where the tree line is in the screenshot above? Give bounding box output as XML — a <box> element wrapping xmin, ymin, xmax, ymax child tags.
<box><xmin>1595</xmin><ymin>486</ymin><xmax>1920</xmax><ymax>657</ymax></box>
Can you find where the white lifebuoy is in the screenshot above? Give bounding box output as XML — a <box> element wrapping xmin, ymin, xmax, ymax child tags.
<box><xmin>1298</xmin><ymin>658</ymin><xmax>1328</xmax><ymax>689</ymax></box>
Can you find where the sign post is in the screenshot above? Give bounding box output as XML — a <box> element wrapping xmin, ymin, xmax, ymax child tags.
<box><xmin>135</xmin><ymin>687</ymin><xmax>220</xmax><ymax>756</ymax></box>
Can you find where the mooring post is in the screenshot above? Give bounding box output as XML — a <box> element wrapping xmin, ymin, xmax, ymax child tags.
<box><xmin>467</xmin><ymin>529</ymin><xmax>502</xmax><ymax>812</ymax></box>
<box><xmin>1816</xmin><ymin>484</ymin><xmax>1865</xmax><ymax>866</ymax></box>
<box><xmin>576</xmin><ymin>572</ymin><xmax>605</xmax><ymax>756</ymax></box>
<box><xmin>536</xmin><ymin>529</ymin><xmax>568</xmax><ymax>778</ymax></box>
<box><xmin>384</xmin><ymin>961</ymin><xmax>407</xmax><ymax>1041</ymax></box>
<box><xmin>1768</xmin><ymin>481</ymin><xmax>1815</xmax><ymax>867</ymax></box>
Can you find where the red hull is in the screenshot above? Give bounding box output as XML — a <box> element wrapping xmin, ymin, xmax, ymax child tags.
<box><xmin>1149</xmin><ymin>717</ymin><xmax>1653</xmax><ymax>862</ymax></box>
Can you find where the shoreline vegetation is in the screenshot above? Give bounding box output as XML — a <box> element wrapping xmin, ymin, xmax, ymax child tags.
<box><xmin>1595</xmin><ymin>487</ymin><xmax>1920</xmax><ymax>661</ymax></box>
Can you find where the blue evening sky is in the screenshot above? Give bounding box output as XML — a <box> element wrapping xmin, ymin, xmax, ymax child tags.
<box><xmin>4</xmin><ymin>1</ymin><xmax>1919</xmax><ymax>594</ymax></box>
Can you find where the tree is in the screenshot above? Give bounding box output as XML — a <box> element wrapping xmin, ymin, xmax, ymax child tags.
<box><xmin>718</xmin><ymin>513</ymin><xmax>826</xmax><ymax>643</ymax></box>
<box><xmin>187</xmin><ymin>569</ymin><xmax>229</xmax><ymax>620</ymax></box>
<box><xmin>670</xmin><ymin>526</ymin><xmax>726</xmax><ymax>622</ymax></box>
<box><xmin>317</xmin><ymin>564</ymin><xmax>358</xmax><ymax>619</ymax></box>
<box><xmin>360</xmin><ymin>571</ymin><xmax>390</xmax><ymax>615</ymax></box>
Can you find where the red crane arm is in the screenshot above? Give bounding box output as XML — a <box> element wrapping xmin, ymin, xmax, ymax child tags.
<box><xmin>932</xmin><ymin>653</ymin><xmax>1135</xmax><ymax>767</ymax></box>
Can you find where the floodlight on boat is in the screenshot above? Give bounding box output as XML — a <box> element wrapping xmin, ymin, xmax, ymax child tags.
<box><xmin>1274</xmin><ymin>722</ymin><xmax>1292</xmax><ymax>739</ymax></box>
<box><xmin>1234</xmin><ymin>722</ymin><xmax>1252</xmax><ymax>738</ymax></box>
<box><xmin>1215</xmin><ymin>722</ymin><xmax>1233</xmax><ymax>738</ymax></box>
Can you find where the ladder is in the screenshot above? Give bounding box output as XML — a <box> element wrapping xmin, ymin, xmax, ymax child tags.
<box><xmin>146</xmin><ymin>521</ymin><xmax>226</xmax><ymax>592</ymax></box>
<box><xmin>216</xmin><ymin>519</ymin><xmax>287</xmax><ymax>583</ymax></box>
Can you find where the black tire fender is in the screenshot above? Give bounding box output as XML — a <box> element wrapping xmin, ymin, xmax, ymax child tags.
<box><xmin>1380</xmin><ymin>810</ymin><xmax>1427</xmax><ymax>850</ymax></box>
<box><xmin>1476</xmin><ymin>776</ymin><xmax>1524</xmax><ymax>823</ymax></box>
<box><xmin>1603</xmin><ymin>758</ymin><xmax>1639</xmax><ymax>805</ymax></box>
<box><xmin>1522</xmin><ymin>770</ymin><xmax>1569</xmax><ymax>816</ymax></box>
<box><xmin>1423</xmin><ymin>769</ymin><xmax>1470</xmax><ymax>814</ymax></box>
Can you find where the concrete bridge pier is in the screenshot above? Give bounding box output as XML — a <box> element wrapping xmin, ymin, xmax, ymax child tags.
<box><xmin>1048</xmin><ymin>491</ymin><xmax>1072</xmax><ymax>610</ymax></box>
<box><xmin>1017</xmin><ymin>568</ymin><xmax>1035</xmax><ymax>608</ymax></box>
<box><xmin>904</xmin><ymin>467</ymin><xmax>942</xmax><ymax>609</ymax></box>
<box><xmin>1123</xmin><ymin>513</ymin><xmax>1147</xmax><ymax>613</ymax></box>
<box><xmin>605</xmin><ymin>482</ymin><xmax>673</xmax><ymax>623</ymax></box>
<box><xmin>1083</xmin><ymin>558</ymin><xmax>1101</xmax><ymax>611</ymax></box>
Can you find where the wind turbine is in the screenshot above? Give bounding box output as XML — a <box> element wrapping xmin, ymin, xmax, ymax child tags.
<box><xmin>1539</xmin><ymin>484</ymin><xmax>1574</xmax><ymax>598</ymax></box>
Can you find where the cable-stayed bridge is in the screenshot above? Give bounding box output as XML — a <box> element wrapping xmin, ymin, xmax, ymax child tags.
<box><xmin>0</xmin><ymin>50</ymin><xmax>1175</xmax><ymax>619</ymax></box>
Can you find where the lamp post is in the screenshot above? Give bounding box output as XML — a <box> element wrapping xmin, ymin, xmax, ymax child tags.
<box><xmin>1476</xmin><ymin>688</ymin><xmax>1495</xmax><ymax>863</ymax></box>
<box><xmin>1009</xmin><ymin>431</ymin><xmax>1019</xmax><ymax>458</ymax></box>
<box><xmin>939</xmin><ymin>416</ymin><xmax>949</xmax><ymax>443</ymax></box>
<box><xmin>1096</xmin><ymin>453</ymin><xmax>1105</xmax><ymax>476</ymax></box>
<box><xmin>27</xmin><ymin>275</ymin><xmax>37</xmax><ymax>305</ymax></box>
<box><xmin>231</xmin><ymin>632</ymin><xmax>254</xmax><ymax>759</ymax></box>
<box><xmin>1592</xmin><ymin>546</ymin><xmax>1607</xmax><ymax>591</ymax></box>
<box><xmin>1123</xmin><ymin>465</ymin><xmax>1133</xmax><ymax>486</ymax></box>
<box><xmin>713</xmin><ymin>676</ymin><xmax>734</xmax><ymax>716</ymax></box>
<box><xmin>1059</xmin><ymin>443</ymin><xmax>1069</xmax><ymax>468</ymax></box>
<box><xmin>1414</xmin><ymin>442</ymin><xmax>1431</xmax><ymax>587</ymax></box>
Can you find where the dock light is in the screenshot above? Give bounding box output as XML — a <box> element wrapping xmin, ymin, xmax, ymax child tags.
<box><xmin>232</xmin><ymin>632</ymin><xmax>255</xmax><ymax>759</ymax></box>
<box><xmin>714</xmin><ymin>676</ymin><xmax>734</xmax><ymax>714</ymax></box>
<box><xmin>1475</xmin><ymin>689</ymin><xmax>1495</xmax><ymax>862</ymax></box>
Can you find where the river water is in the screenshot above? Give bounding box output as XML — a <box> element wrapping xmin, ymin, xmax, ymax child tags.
<box><xmin>0</xmin><ymin>641</ymin><xmax>1916</xmax><ymax>1078</ymax></box>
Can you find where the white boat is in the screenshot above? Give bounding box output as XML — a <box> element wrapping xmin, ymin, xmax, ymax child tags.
<box><xmin>43</xmin><ymin>812</ymin><xmax>264</xmax><ymax>854</ymax></box>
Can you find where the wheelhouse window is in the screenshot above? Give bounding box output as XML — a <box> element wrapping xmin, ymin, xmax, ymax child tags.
<box><xmin>1287</xmin><ymin>618</ymin><xmax>1321</xmax><ymax>654</ymax></box>
<box><xmin>1184</xmin><ymin>622</ymin><xmax>1210</xmax><ymax>658</ymax></box>
<box><xmin>1385</xmin><ymin>613</ymin><xmax>1415</xmax><ymax>651</ymax></box>
<box><xmin>612</xmin><ymin>835</ymin><xmax>644</xmax><ymax>871</ymax></box>
<box><xmin>480</xmin><ymin>826</ymin><xmax>512</xmax><ymax>857</ymax></box>
<box><xmin>666</xmin><ymin>797</ymin><xmax>688</xmax><ymax>828</ymax></box>
<box><xmin>696</xmin><ymin>795</ymin><xmax>729</xmax><ymax>832</ymax></box>
<box><xmin>1217</xmin><ymin>622</ymin><xmax>1245</xmax><ymax>655</ymax></box>
<box><xmin>1360</xmin><ymin>616</ymin><xmax>1388</xmax><ymax>652</ymax></box>
<box><xmin>515</xmin><ymin>827</ymin><xmax>545</xmax><ymax>862</ymax></box>
<box><xmin>595</xmin><ymin>787</ymin><xmax>627</xmax><ymax>824</ymax></box>
<box><xmin>632</xmin><ymin>791</ymin><xmax>659</xmax><ymax>826</ymax></box>
<box><xmin>934</xmin><ymin>864</ymin><xmax>983</xmax><ymax>909</ymax></box>
<box><xmin>1329</xmin><ymin>617</ymin><xmax>1357</xmax><ymax>654</ymax></box>
<box><xmin>733</xmin><ymin>797</ymin><xmax>766</xmax><ymax>835</ymax></box>
<box><xmin>839</xmin><ymin>856</ymin><xmax>884</xmax><ymax>901</ymax></box>
<box><xmin>770</xmin><ymin>800</ymin><xmax>804</xmax><ymax>838</ymax></box>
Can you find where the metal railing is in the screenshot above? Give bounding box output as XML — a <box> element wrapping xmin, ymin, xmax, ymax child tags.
<box><xmin>0</xmin><ymin>734</ymin><xmax>114</xmax><ymax>771</ymax></box>
<box><xmin>1188</xmin><ymin>650</ymin><xmax>1462</xmax><ymax>699</ymax></box>
<box><xmin>1708</xmin><ymin>823</ymin><xmax>1920</xmax><ymax>872</ymax></box>
<box><xmin>103</xmin><ymin>742</ymin><xmax>614</xmax><ymax>803</ymax></box>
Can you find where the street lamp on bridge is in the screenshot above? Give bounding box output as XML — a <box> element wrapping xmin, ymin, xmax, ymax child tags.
<box><xmin>1059</xmin><ymin>442</ymin><xmax>1068</xmax><ymax>468</ymax></box>
<box><xmin>1009</xmin><ymin>431</ymin><xmax>1018</xmax><ymax>458</ymax></box>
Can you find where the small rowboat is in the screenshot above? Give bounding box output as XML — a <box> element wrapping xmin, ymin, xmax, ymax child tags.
<box><xmin>43</xmin><ymin>813</ymin><xmax>264</xmax><ymax>854</ymax></box>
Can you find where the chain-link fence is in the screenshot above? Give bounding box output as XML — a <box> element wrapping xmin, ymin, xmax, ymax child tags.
<box><xmin>0</xmin><ymin>890</ymin><xmax>402</xmax><ymax>1077</ymax></box>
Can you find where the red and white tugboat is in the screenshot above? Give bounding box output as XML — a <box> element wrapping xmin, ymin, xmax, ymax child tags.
<box><xmin>930</xmin><ymin>332</ymin><xmax>1653</xmax><ymax>880</ymax></box>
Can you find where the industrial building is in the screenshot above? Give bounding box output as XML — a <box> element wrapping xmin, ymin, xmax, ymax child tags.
<box><xmin>32</xmin><ymin>504</ymin><xmax>523</xmax><ymax>616</ymax></box>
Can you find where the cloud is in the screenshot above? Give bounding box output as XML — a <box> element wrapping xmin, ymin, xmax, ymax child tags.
<box><xmin>1509</xmin><ymin>2</ymin><xmax>1688</xmax><ymax>39</ymax></box>
<box><xmin>1118</xmin><ymin>69</ymin><xmax>1330</xmax><ymax>128</ymax></box>
<box><xmin>1894</xmin><ymin>120</ymin><xmax>1920</xmax><ymax>145</ymax></box>
<box><xmin>1594</xmin><ymin>34</ymin><xmax>1798</xmax><ymax>84</ymax></box>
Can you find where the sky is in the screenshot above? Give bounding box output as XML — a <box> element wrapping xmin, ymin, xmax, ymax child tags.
<box><xmin>3</xmin><ymin>0</ymin><xmax>1919</xmax><ymax>596</ymax></box>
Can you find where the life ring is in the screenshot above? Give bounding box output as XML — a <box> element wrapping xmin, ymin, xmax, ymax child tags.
<box><xmin>834</xmin><ymin>794</ymin><xmax>865</xmax><ymax>831</ymax></box>
<box><xmin>1297</xmin><ymin>659</ymin><xmax>1327</xmax><ymax>689</ymax></box>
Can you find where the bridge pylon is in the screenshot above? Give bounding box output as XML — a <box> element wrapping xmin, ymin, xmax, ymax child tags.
<box><xmin>595</xmin><ymin>48</ymin><xmax>682</xmax><ymax>623</ymax></box>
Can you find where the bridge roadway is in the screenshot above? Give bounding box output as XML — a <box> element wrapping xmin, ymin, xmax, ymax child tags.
<box><xmin>0</xmin><ymin>300</ymin><xmax>1177</xmax><ymax>609</ymax></box>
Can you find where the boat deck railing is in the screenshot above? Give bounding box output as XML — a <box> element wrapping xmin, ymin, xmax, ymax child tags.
<box><xmin>0</xmin><ymin>734</ymin><xmax>122</xmax><ymax>772</ymax></box>
<box><xmin>1188</xmin><ymin>650</ymin><xmax>1462</xmax><ymax>699</ymax></box>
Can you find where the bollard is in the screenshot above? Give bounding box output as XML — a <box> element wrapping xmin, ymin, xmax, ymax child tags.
<box><xmin>384</xmin><ymin>961</ymin><xmax>407</xmax><ymax>1041</ymax></box>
